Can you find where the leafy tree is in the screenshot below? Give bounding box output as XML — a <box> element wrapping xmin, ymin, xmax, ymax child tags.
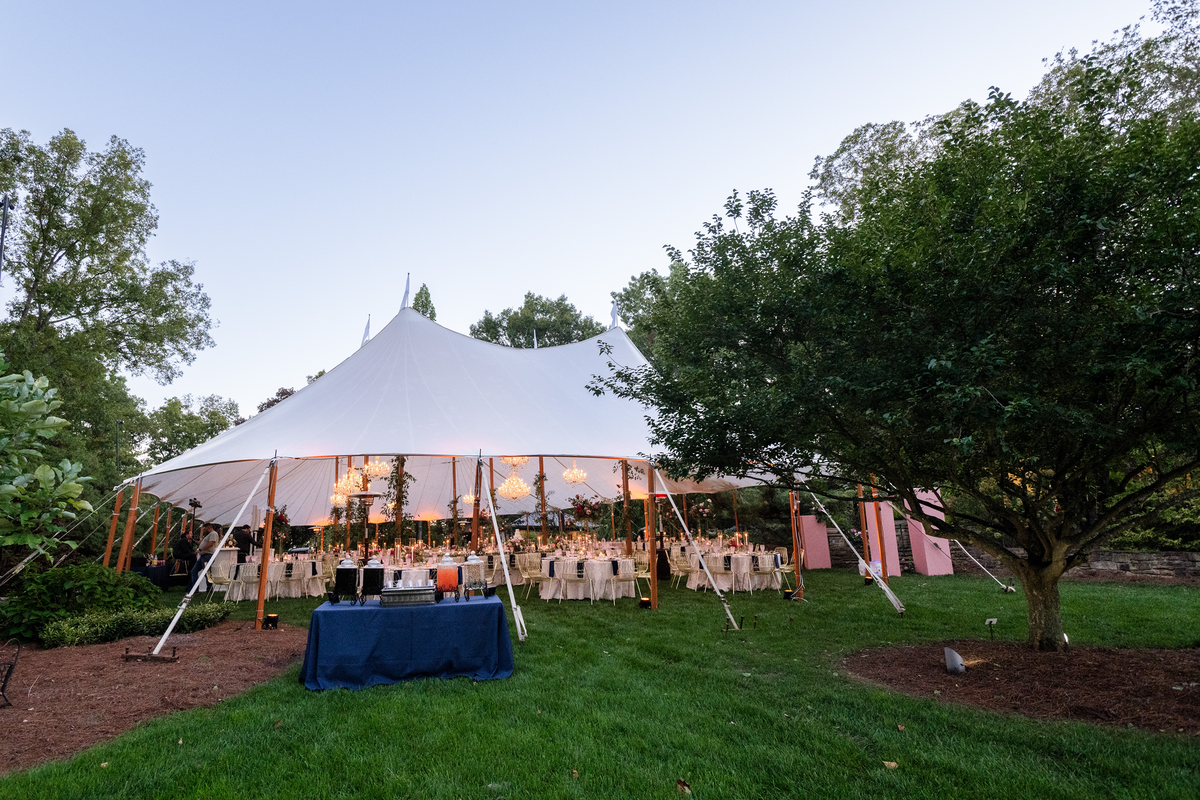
<box><xmin>143</xmin><ymin>394</ymin><xmax>241</xmax><ymax>465</ymax></box>
<box><xmin>0</xmin><ymin>128</ymin><xmax>214</xmax><ymax>383</ymax></box>
<box><xmin>596</xmin><ymin>19</ymin><xmax>1200</xmax><ymax>650</ymax></box>
<box><xmin>412</xmin><ymin>283</ymin><xmax>436</xmax><ymax>320</ymax></box>
<box><xmin>306</xmin><ymin>369</ymin><xmax>326</xmax><ymax>384</ymax></box>
<box><xmin>0</xmin><ymin>352</ymin><xmax>91</xmax><ymax>560</ymax></box>
<box><xmin>0</xmin><ymin>128</ymin><xmax>215</xmax><ymax>495</ymax></box>
<box><xmin>256</xmin><ymin>387</ymin><xmax>295</xmax><ymax>414</ymax></box>
<box><xmin>808</xmin><ymin>121</ymin><xmax>923</xmax><ymax>224</ymax></box>
<box><xmin>470</xmin><ymin>292</ymin><xmax>603</xmax><ymax>348</ymax></box>
<box><xmin>610</xmin><ymin>263</ymin><xmax>690</xmax><ymax>361</ymax></box>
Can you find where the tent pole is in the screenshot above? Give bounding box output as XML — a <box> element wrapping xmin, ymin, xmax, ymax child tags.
<box><xmin>162</xmin><ymin>506</ymin><xmax>173</xmax><ymax>562</ymax></box>
<box><xmin>154</xmin><ymin>463</ymin><xmax>272</xmax><ymax>655</ymax></box>
<box><xmin>480</xmin><ymin>456</ymin><xmax>527</xmax><ymax>641</ymax></box>
<box><xmin>856</xmin><ymin>484</ymin><xmax>870</xmax><ymax>560</ymax></box>
<box><xmin>103</xmin><ymin>488</ymin><xmax>124</xmax><ymax>567</ymax></box>
<box><xmin>471</xmin><ymin>458</ymin><xmax>483</xmax><ymax>552</ymax></box>
<box><xmin>806</xmin><ymin>485</ymin><xmax>904</xmax><ymax>615</ymax></box>
<box><xmin>116</xmin><ymin>479</ymin><xmax>142</xmax><ymax>573</ymax></box>
<box><xmin>149</xmin><ymin>506</ymin><xmax>160</xmax><ymax>558</ymax></box>
<box><xmin>655</xmin><ymin>468</ymin><xmax>740</xmax><ymax>630</ymax></box>
<box><xmin>254</xmin><ymin>459</ymin><xmax>280</xmax><ymax>630</ymax></box>
<box><xmin>789</xmin><ymin>490</ymin><xmax>804</xmax><ymax>599</ymax></box>
<box><xmin>733</xmin><ymin>488</ymin><xmax>740</xmax><ymax>534</ymax></box>
<box><xmin>451</xmin><ymin>456</ymin><xmax>458</xmax><ymax>549</ymax></box>
<box><xmin>870</xmin><ymin>480</ymin><xmax>890</xmax><ymax>585</ymax></box>
<box><xmin>361</xmin><ymin>454</ymin><xmax>370</xmax><ymax>554</ymax></box>
<box><xmin>648</xmin><ymin>467</ymin><xmax>658</xmax><ymax>609</ymax></box>
<box><xmin>621</xmin><ymin>460</ymin><xmax>632</xmax><ymax>556</ymax></box>
<box><xmin>333</xmin><ymin>456</ymin><xmax>340</xmax><ymax>552</ymax></box>
<box><xmin>397</xmin><ymin>455</ymin><xmax>406</xmax><ymax>547</ymax></box>
<box><xmin>538</xmin><ymin>456</ymin><xmax>548</xmax><ymax>546</ymax></box>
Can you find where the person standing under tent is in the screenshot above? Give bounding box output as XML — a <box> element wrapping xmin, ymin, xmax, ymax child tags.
<box><xmin>233</xmin><ymin>524</ymin><xmax>256</xmax><ymax>563</ymax></box>
<box><xmin>172</xmin><ymin>526</ymin><xmax>196</xmax><ymax>577</ymax></box>
<box><xmin>191</xmin><ymin>523</ymin><xmax>220</xmax><ymax>591</ymax></box>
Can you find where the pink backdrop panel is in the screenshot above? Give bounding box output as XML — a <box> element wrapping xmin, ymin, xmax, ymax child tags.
<box><xmin>797</xmin><ymin>515</ymin><xmax>831</xmax><ymax>568</ymax></box>
<box><xmin>864</xmin><ymin>500</ymin><xmax>903</xmax><ymax>577</ymax></box>
<box><xmin>902</xmin><ymin>491</ymin><xmax>954</xmax><ymax>575</ymax></box>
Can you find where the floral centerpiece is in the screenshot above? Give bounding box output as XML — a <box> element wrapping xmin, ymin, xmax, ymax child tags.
<box><xmin>567</xmin><ymin>494</ymin><xmax>601</xmax><ymax>520</ymax></box>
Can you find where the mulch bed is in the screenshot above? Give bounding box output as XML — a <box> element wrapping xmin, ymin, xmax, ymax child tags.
<box><xmin>0</xmin><ymin>620</ymin><xmax>309</xmax><ymax>775</ymax></box>
<box><xmin>845</xmin><ymin>639</ymin><xmax>1200</xmax><ymax>735</ymax></box>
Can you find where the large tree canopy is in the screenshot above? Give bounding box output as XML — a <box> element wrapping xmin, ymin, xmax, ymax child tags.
<box><xmin>0</xmin><ymin>128</ymin><xmax>216</xmax><ymax>495</ymax></box>
<box><xmin>143</xmin><ymin>394</ymin><xmax>241</xmax><ymax>465</ymax></box>
<box><xmin>470</xmin><ymin>292</ymin><xmax>603</xmax><ymax>348</ymax></box>
<box><xmin>0</xmin><ymin>128</ymin><xmax>214</xmax><ymax>383</ymax></box>
<box><xmin>598</xmin><ymin>9</ymin><xmax>1200</xmax><ymax>650</ymax></box>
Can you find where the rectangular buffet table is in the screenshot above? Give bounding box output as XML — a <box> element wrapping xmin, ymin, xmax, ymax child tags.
<box><xmin>299</xmin><ymin>596</ymin><xmax>514</xmax><ymax>690</ymax></box>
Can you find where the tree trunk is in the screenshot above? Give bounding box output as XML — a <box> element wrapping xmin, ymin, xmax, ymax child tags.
<box><xmin>1015</xmin><ymin>562</ymin><xmax>1068</xmax><ymax>651</ymax></box>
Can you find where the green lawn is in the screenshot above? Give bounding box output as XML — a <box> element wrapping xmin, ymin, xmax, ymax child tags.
<box><xmin>2</xmin><ymin>571</ymin><xmax>1198</xmax><ymax>799</ymax></box>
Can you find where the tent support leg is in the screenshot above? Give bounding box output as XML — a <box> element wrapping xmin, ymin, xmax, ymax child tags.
<box><xmin>254</xmin><ymin>459</ymin><xmax>280</xmax><ymax>629</ymax></box>
<box><xmin>654</xmin><ymin>469</ymin><xmax>739</xmax><ymax>630</ymax></box>
<box><xmin>153</xmin><ymin>461</ymin><xmax>274</xmax><ymax>655</ymax></box>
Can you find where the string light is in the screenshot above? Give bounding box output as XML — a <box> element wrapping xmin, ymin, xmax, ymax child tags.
<box><xmin>562</xmin><ymin>458</ymin><xmax>587</xmax><ymax>485</ymax></box>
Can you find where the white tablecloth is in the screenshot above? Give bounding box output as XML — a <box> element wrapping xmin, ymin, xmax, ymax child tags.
<box><xmin>539</xmin><ymin>557</ymin><xmax>637</xmax><ymax>601</ymax></box>
<box><xmin>685</xmin><ymin>552</ymin><xmax>781</xmax><ymax>592</ymax></box>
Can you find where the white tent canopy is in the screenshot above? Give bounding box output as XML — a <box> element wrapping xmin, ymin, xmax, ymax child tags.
<box><xmin>137</xmin><ymin>308</ymin><xmax>752</xmax><ymax>526</ymax></box>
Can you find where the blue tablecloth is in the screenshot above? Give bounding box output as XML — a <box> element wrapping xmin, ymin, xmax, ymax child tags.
<box><xmin>299</xmin><ymin>596</ymin><xmax>515</xmax><ymax>690</ymax></box>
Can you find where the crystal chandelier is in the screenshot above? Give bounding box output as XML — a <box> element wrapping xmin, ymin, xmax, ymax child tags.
<box><xmin>497</xmin><ymin>470</ymin><xmax>531</xmax><ymax>501</ymax></box>
<box><xmin>499</xmin><ymin>455</ymin><xmax>530</xmax><ymax>469</ymax></box>
<box><xmin>330</xmin><ymin>492</ymin><xmax>348</xmax><ymax>506</ymax></box>
<box><xmin>562</xmin><ymin>458</ymin><xmax>587</xmax><ymax>485</ymax></box>
<box><xmin>363</xmin><ymin>457</ymin><xmax>391</xmax><ymax>480</ymax></box>
<box><xmin>335</xmin><ymin>468</ymin><xmax>363</xmax><ymax>494</ymax></box>
<box><xmin>461</xmin><ymin>493</ymin><xmax>476</xmax><ymax>505</ymax></box>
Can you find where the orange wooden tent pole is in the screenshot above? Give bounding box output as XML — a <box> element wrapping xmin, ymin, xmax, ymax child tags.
<box><xmin>648</xmin><ymin>466</ymin><xmax>658</xmax><ymax>609</ymax></box>
<box><xmin>870</xmin><ymin>481</ymin><xmax>890</xmax><ymax>585</ymax></box>
<box><xmin>254</xmin><ymin>460</ymin><xmax>280</xmax><ymax>630</ymax></box>
<box><xmin>115</xmin><ymin>480</ymin><xmax>142</xmax><ymax>573</ymax></box>
<box><xmin>103</xmin><ymin>489</ymin><xmax>124</xmax><ymax>567</ymax></box>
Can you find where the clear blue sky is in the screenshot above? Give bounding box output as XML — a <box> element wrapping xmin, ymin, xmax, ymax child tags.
<box><xmin>2</xmin><ymin>1</ymin><xmax>1157</xmax><ymax>417</ymax></box>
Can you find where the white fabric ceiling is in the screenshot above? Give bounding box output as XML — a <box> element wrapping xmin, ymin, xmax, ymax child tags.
<box><xmin>135</xmin><ymin>308</ymin><xmax>754</xmax><ymax>525</ymax></box>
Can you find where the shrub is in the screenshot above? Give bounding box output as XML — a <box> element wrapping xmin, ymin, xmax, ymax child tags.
<box><xmin>41</xmin><ymin>602</ymin><xmax>232</xmax><ymax>648</ymax></box>
<box><xmin>0</xmin><ymin>563</ymin><xmax>160</xmax><ymax>640</ymax></box>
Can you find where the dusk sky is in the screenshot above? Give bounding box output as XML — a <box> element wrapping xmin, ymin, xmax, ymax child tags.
<box><xmin>3</xmin><ymin>1</ymin><xmax>1158</xmax><ymax>418</ymax></box>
